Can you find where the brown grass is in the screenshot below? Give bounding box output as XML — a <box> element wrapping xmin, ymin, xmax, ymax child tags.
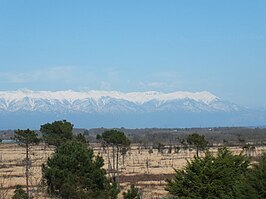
<box><xmin>0</xmin><ymin>143</ymin><xmax>265</xmax><ymax>199</ymax></box>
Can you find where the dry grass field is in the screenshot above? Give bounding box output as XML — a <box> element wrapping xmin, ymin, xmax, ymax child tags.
<box><xmin>0</xmin><ymin>143</ymin><xmax>265</xmax><ymax>199</ymax></box>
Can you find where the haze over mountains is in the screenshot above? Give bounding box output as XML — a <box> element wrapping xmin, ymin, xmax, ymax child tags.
<box><xmin>0</xmin><ymin>90</ymin><xmax>265</xmax><ymax>129</ymax></box>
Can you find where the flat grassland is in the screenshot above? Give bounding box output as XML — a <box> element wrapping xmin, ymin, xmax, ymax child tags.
<box><xmin>0</xmin><ymin>143</ymin><xmax>265</xmax><ymax>199</ymax></box>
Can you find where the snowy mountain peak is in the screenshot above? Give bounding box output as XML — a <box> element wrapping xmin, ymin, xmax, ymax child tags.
<box><xmin>0</xmin><ymin>89</ymin><xmax>239</xmax><ymax>114</ymax></box>
<box><xmin>0</xmin><ymin>90</ymin><xmax>218</xmax><ymax>104</ymax></box>
<box><xmin>0</xmin><ymin>90</ymin><xmax>251</xmax><ymax>129</ymax></box>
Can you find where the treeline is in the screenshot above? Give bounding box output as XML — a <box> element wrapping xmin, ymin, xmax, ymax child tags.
<box><xmin>86</xmin><ymin>127</ymin><xmax>266</xmax><ymax>147</ymax></box>
<box><xmin>1</xmin><ymin>127</ymin><xmax>266</xmax><ymax>146</ymax></box>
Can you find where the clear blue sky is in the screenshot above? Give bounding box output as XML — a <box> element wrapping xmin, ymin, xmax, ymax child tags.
<box><xmin>0</xmin><ymin>0</ymin><xmax>265</xmax><ymax>107</ymax></box>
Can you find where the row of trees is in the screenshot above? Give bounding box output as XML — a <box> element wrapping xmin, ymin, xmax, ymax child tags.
<box><xmin>96</xmin><ymin>130</ymin><xmax>130</xmax><ymax>186</ymax></box>
<box><xmin>125</xmin><ymin>127</ymin><xmax>266</xmax><ymax>147</ymax></box>
<box><xmin>13</xmin><ymin>120</ymin><xmax>132</xmax><ymax>199</ymax></box>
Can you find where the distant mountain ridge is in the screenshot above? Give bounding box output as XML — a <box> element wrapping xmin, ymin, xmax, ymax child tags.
<box><xmin>0</xmin><ymin>90</ymin><xmax>265</xmax><ymax>129</ymax></box>
<box><xmin>0</xmin><ymin>90</ymin><xmax>240</xmax><ymax>113</ymax></box>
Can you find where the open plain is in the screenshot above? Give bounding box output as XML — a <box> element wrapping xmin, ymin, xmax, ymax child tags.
<box><xmin>0</xmin><ymin>143</ymin><xmax>265</xmax><ymax>199</ymax></box>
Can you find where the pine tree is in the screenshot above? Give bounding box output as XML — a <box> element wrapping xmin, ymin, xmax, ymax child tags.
<box><xmin>234</xmin><ymin>153</ymin><xmax>266</xmax><ymax>199</ymax></box>
<box><xmin>40</xmin><ymin>120</ymin><xmax>73</xmax><ymax>147</ymax></box>
<box><xmin>42</xmin><ymin>140</ymin><xmax>119</xmax><ymax>199</ymax></box>
<box><xmin>166</xmin><ymin>148</ymin><xmax>249</xmax><ymax>198</ymax></box>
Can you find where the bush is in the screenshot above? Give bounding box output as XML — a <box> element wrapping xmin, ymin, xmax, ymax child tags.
<box><xmin>12</xmin><ymin>185</ymin><xmax>30</xmax><ymax>199</ymax></box>
<box><xmin>166</xmin><ymin>148</ymin><xmax>249</xmax><ymax>198</ymax></box>
<box><xmin>123</xmin><ymin>185</ymin><xmax>142</xmax><ymax>199</ymax></box>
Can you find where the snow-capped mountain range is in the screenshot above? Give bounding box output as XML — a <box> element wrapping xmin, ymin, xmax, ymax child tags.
<box><xmin>0</xmin><ymin>90</ymin><xmax>239</xmax><ymax>113</ymax></box>
<box><xmin>0</xmin><ymin>90</ymin><xmax>265</xmax><ymax>129</ymax></box>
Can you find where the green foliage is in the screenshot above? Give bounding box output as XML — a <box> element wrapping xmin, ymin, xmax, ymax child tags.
<box><xmin>165</xmin><ymin>147</ymin><xmax>249</xmax><ymax>199</ymax></box>
<box><xmin>75</xmin><ymin>133</ymin><xmax>87</xmax><ymax>144</ymax></box>
<box><xmin>42</xmin><ymin>140</ymin><xmax>118</xmax><ymax>199</ymax></box>
<box><xmin>234</xmin><ymin>153</ymin><xmax>266</xmax><ymax>199</ymax></box>
<box><xmin>12</xmin><ymin>185</ymin><xmax>30</xmax><ymax>199</ymax></box>
<box><xmin>187</xmin><ymin>133</ymin><xmax>208</xmax><ymax>157</ymax></box>
<box><xmin>40</xmin><ymin>120</ymin><xmax>73</xmax><ymax>147</ymax></box>
<box><xmin>14</xmin><ymin>129</ymin><xmax>40</xmax><ymax>145</ymax></box>
<box><xmin>101</xmin><ymin>130</ymin><xmax>130</xmax><ymax>147</ymax></box>
<box><xmin>123</xmin><ymin>185</ymin><xmax>142</xmax><ymax>199</ymax></box>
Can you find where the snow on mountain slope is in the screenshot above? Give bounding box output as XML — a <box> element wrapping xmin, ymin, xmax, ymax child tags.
<box><xmin>0</xmin><ymin>90</ymin><xmax>239</xmax><ymax>113</ymax></box>
<box><xmin>0</xmin><ymin>90</ymin><xmax>218</xmax><ymax>103</ymax></box>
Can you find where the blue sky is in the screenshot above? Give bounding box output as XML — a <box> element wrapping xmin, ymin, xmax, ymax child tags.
<box><xmin>0</xmin><ymin>0</ymin><xmax>265</xmax><ymax>107</ymax></box>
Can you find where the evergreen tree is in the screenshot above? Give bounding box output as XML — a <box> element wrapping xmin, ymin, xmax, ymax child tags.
<box><xmin>166</xmin><ymin>148</ymin><xmax>249</xmax><ymax>198</ymax></box>
<box><xmin>234</xmin><ymin>153</ymin><xmax>266</xmax><ymax>199</ymax></box>
<box><xmin>42</xmin><ymin>140</ymin><xmax>119</xmax><ymax>199</ymax></box>
<box><xmin>40</xmin><ymin>120</ymin><xmax>73</xmax><ymax>147</ymax></box>
<box><xmin>75</xmin><ymin>133</ymin><xmax>87</xmax><ymax>144</ymax></box>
